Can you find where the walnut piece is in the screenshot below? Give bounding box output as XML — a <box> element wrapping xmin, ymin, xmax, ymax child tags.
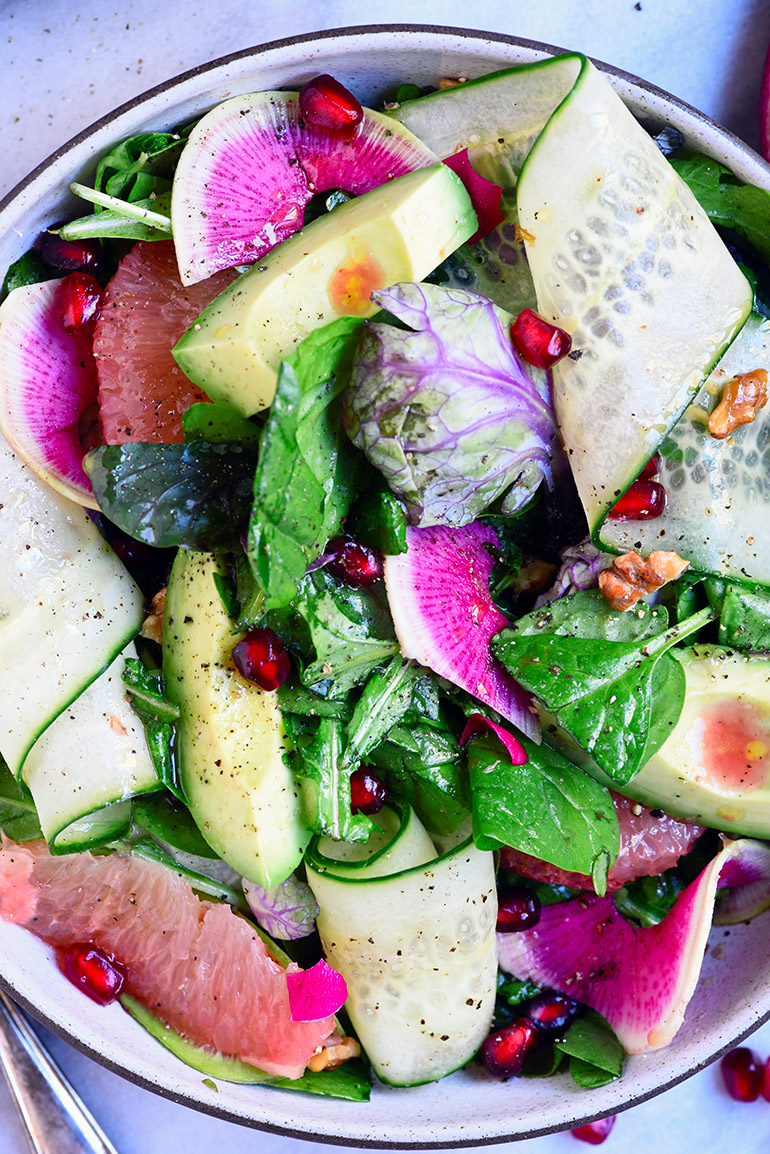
<box><xmin>140</xmin><ymin>586</ymin><xmax>167</xmax><ymax>646</ymax></box>
<box><xmin>708</xmin><ymin>368</ymin><xmax>767</xmax><ymax>439</ymax></box>
<box><xmin>438</xmin><ymin>77</ymin><xmax>467</xmax><ymax>89</ymax></box>
<box><xmin>307</xmin><ymin>1035</ymin><xmax>361</xmax><ymax>1073</ymax></box>
<box><xmin>598</xmin><ymin>550</ymin><xmax>689</xmax><ymax>613</ymax></box>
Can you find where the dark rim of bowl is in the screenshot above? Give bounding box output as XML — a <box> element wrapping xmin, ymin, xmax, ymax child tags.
<box><xmin>2</xmin><ymin>21</ymin><xmax>770</xmax><ymax>1149</ymax></box>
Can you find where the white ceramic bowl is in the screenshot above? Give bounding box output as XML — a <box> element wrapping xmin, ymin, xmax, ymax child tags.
<box><xmin>2</xmin><ymin>24</ymin><xmax>770</xmax><ymax>1148</ymax></box>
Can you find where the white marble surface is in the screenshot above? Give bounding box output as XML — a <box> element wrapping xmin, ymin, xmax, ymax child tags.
<box><xmin>2</xmin><ymin>1</ymin><xmax>770</xmax><ymax>1151</ymax></box>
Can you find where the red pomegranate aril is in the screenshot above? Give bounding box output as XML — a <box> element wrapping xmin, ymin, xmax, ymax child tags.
<box><xmin>62</xmin><ymin>943</ymin><xmax>125</xmax><ymax>1006</ymax></box>
<box><xmin>54</xmin><ymin>272</ymin><xmax>104</xmax><ymax>335</ymax></box>
<box><xmin>638</xmin><ymin>451</ymin><xmax>662</xmax><ymax>481</ymax></box>
<box><xmin>481</xmin><ymin>1018</ymin><xmax>539</xmax><ymax>1079</ymax></box>
<box><xmin>350</xmin><ymin>767</ymin><xmax>388</xmax><ymax>815</ymax></box>
<box><xmin>606</xmin><ymin>479</ymin><xmax>666</xmax><ymax>522</ymax></box>
<box><xmin>524</xmin><ymin>990</ymin><xmax>579</xmax><ymax>1037</ymax></box>
<box><xmin>327</xmin><ymin>536</ymin><xmax>384</xmax><ymax>588</ymax></box>
<box><xmin>511</xmin><ymin>308</ymin><xmax>572</xmax><ymax>370</ymax></box>
<box><xmin>496</xmin><ymin>886</ymin><xmax>541</xmax><ymax>932</ymax></box>
<box><xmin>38</xmin><ymin>230</ymin><xmax>102</xmax><ymax>273</ymax></box>
<box><xmin>232</xmin><ymin>628</ymin><xmax>291</xmax><ymax>691</ymax></box>
<box><xmin>571</xmin><ymin>1116</ymin><xmax>616</xmax><ymax>1145</ymax></box>
<box><xmin>721</xmin><ymin>1046</ymin><xmax>763</xmax><ymax>1101</ymax></box>
<box><xmin>761</xmin><ymin>1055</ymin><xmax>770</xmax><ymax>1100</ymax></box>
<box><xmin>299</xmin><ymin>74</ymin><xmax>363</xmax><ymax>138</ymax></box>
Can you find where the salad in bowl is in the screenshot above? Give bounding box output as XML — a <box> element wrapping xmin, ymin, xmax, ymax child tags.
<box><xmin>2</xmin><ymin>26</ymin><xmax>770</xmax><ymax>1146</ymax></box>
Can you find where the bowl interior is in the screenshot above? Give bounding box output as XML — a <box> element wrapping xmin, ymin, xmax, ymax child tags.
<box><xmin>2</xmin><ymin>24</ymin><xmax>770</xmax><ymax>1148</ymax></box>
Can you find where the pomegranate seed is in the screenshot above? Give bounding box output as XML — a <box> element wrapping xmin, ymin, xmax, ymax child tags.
<box><xmin>299</xmin><ymin>74</ymin><xmax>363</xmax><ymax>138</ymax></box>
<box><xmin>524</xmin><ymin>990</ymin><xmax>579</xmax><ymax>1037</ymax></box>
<box><xmin>496</xmin><ymin>886</ymin><xmax>541</xmax><ymax>932</ymax></box>
<box><xmin>62</xmin><ymin>943</ymin><xmax>125</xmax><ymax>1005</ymax></box>
<box><xmin>571</xmin><ymin>1116</ymin><xmax>616</xmax><ymax>1145</ymax></box>
<box><xmin>511</xmin><ymin>308</ymin><xmax>572</xmax><ymax>370</ymax></box>
<box><xmin>232</xmin><ymin>628</ymin><xmax>290</xmax><ymax>691</ymax></box>
<box><xmin>481</xmin><ymin>1018</ymin><xmax>539</xmax><ymax>1079</ymax></box>
<box><xmin>350</xmin><ymin>767</ymin><xmax>388</xmax><ymax>815</ymax></box>
<box><xmin>54</xmin><ymin>272</ymin><xmax>103</xmax><ymax>335</ymax></box>
<box><xmin>721</xmin><ymin>1047</ymin><xmax>762</xmax><ymax>1101</ymax></box>
<box><xmin>638</xmin><ymin>451</ymin><xmax>662</xmax><ymax>481</ymax></box>
<box><xmin>606</xmin><ymin>479</ymin><xmax>666</xmax><ymax>521</ymax></box>
<box><xmin>326</xmin><ymin>536</ymin><xmax>384</xmax><ymax>587</ymax></box>
<box><xmin>38</xmin><ymin>230</ymin><xmax>102</xmax><ymax>273</ymax></box>
<box><xmin>761</xmin><ymin>1055</ymin><xmax>770</xmax><ymax>1100</ymax></box>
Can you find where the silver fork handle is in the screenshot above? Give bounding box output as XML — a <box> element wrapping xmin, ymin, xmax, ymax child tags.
<box><xmin>0</xmin><ymin>989</ymin><xmax>119</xmax><ymax>1154</ymax></box>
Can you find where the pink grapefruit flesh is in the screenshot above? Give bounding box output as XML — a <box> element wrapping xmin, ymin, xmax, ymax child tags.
<box><xmin>0</xmin><ymin>840</ymin><xmax>333</xmax><ymax>1078</ymax></box>
<box><xmin>93</xmin><ymin>241</ymin><xmax>236</xmax><ymax>443</ymax></box>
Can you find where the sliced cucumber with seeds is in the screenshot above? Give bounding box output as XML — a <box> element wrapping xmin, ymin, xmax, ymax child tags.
<box><xmin>306</xmin><ymin>805</ymin><xmax>497</xmax><ymax>1087</ymax></box>
<box><xmin>0</xmin><ymin>435</ymin><xmax>144</xmax><ymax>777</ymax></box>
<box><xmin>601</xmin><ymin>312</ymin><xmax>770</xmax><ymax>586</ymax></box>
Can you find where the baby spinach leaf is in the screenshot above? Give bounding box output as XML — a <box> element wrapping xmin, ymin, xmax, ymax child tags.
<box><xmin>718</xmin><ymin>584</ymin><xmax>770</xmax><ymax>651</ymax></box>
<box><xmin>345</xmin><ymin>485</ymin><xmax>408</xmax><ymax>555</ymax></box>
<box><xmin>467</xmin><ymin>731</ymin><xmax>618</xmax><ymax>875</ymax></box>
<box><xmin>493</xmin><ymin>601</ymin><xmax>714</xmax><ymax>786</ymax></box>
<box><xmin>369</xmin><ymin>728</ymin><xmax>469</xmax><ymax>838</ymax></box>
<box><xmin>292</xmin><ymin>717</ymin><xmax>373</xmax><ymax>842</ymax></box>
<box><xmin>0</xmin><ymin>757</ymin><xmax>43</xmax><ymax>842</ymax></box>
<box><xmin>1</xmin><ymin>249</ymin><xmax>57</xmax><ymax>297</ymax></box>
<box><xmin>182</xmin><ymin>402</ymin><xmax>263</xmax><ymax>447</ymax></box>
<box><xmin>671</xmin><ymin>150</ymin><xmax>770</xmax><ymax>263</ymax></box>
<box><xmin>121</xmin><ymin>658</ymin><xmax>180</xmax><ymax>796</ymax></box>
<box><xmin>248</xmin><ymin>317</ymin><xmax>367</xmax><ymax>611</ymax></box>
<box><xmin>295</xmin><ymin>570</ymin><xmax>399</xmax><ymax>697</ymax></box>
<box><xmin>85</xmin><ymin>441</ymin><xmax>258</xmax><ymax>550</ymax></box>
<box><xmin>554</xmin><ymin>1011</ymin><xmax>625</xmax><ymax>1088</ymax></box>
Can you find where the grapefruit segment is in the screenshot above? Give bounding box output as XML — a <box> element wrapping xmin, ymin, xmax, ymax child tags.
<box><xmin>0</xmin><ymin>840</ymin><xmax>333</xmax><ymax>1079</ymax></box>
<box><xmin>93</xmin><ymin>241</ymin><xmax>236</xmax><ymax>443</ymax></box>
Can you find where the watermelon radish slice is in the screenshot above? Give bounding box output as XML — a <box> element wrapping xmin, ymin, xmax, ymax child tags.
<box><xmin>460</xmin><ymin>714</ymin><xmax>528</xmax><ymax>764</ymax></box>
<box><xmin>384</xmin><ymin>523</ymin><xmax>539</xmax><ymax>740</ymax></box>
<box><xmin>761</xmin><ymin>39</ymin><xmax>770</xmax><ymax>162</ymax></box>
<box><xmin>441</xmin><ymin>150</ymin><xmax>504</xmax><ymax>244</ymax></box>
<box><xmin>713</xmin><ymin>839</ymin><xmax>770</xmax><ymax>925</ymax></box>
<box><xmin>0</xmin><ymin>280</ymin><xmax>99</xmax><ymax>508</ymax></box>
<box><xmin>497</xmin><ymin>836</ymin><xmax>767</xmax><ymax>1054</ymax></box>
<box><xmin>287</xmin><ymin>958</ymin><xmax>347</xmax><ymax>1022</ymax></box>
<box><xmin>171</xmin><ymin>92</ymin><xmax>437</xmax><ymax>285</ymax></box>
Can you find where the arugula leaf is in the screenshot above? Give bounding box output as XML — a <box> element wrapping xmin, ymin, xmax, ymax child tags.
<box><xmin>85</xmin><ymin>441</ymin><xmax>258</xmax><ymax>550</ymax></box>
<box><xmin>467</xmin><ymin>732</ymin><xmax>618</xmax><ymax>876</ymax></box>
<box><xmin>345</xmin><ymin>657</ymin><xmax>421</xmax><ymax>762</ymax></box>
<box><xmin>613</xmin><ymin>871</ymin><xmax>685</xmax><ymax>929</ymax></box>
<box><xmin>718</xmin><ymin>584</ymin><xmax>770</xmax><ymax>651</ymax></box>
<box><xmin>132</xmin><ymin>793</ymin><xmax>218</xmax><ymax>858</ymax></box>
<box><xmin>121</xmin><ymin>658</ymin><xmax>180</xmax><ymax>796</ymax></box>
<box><xmin>295</xmin><ymin>569</ymin><xmax>399</xmax><ymax>697</ymax></box>
<box><xmin>94</xmin><ymin>128</ymin><xmax>192</xmax><ymax>196</ymax></box>
<box><xmin>276</xmin><ymin>680</ymin><xmax>349</xmax><ymax>719</ymax></box>
<box><xmin>0</xmin><ymin>758</ymin><xmax>42</xmax><ymax>842</ymax></box>
<box><xmin>671</xmin><ymin>149</ymin><xmax>770</xmax><ymax>263</ymax></box>
<box><xmin>292</xmin><ymin>717</ymin><xmax>373</xmax><ymax>842</ymax></box>
<box><xmin>493</xmin><ymin>598</ymin><xmax>715</xmax><ymax>785</ymax></box>
<box><xmin>554</xmin><ymin>1011</ymin><xmax>625</xmax><ymax>1088</ymax></box>
<box><xmin>182</xmin><ymin>402</ymin><xmax>263</xmax><ymax>447</ymax></box>
<box><xmin>59</xmin><ymin>191</ymin><xmax>172</xmax><ymax>242</ymax></box>
<box><xmin>248</xmin><ymin>317</ymin><xmax>367</xmax><ymax>611</ymax></box>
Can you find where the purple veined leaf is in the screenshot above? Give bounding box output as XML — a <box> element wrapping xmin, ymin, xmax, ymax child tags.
<box><xmin>343</xmin><ymin>281</ymin><xmax>557</xmax><ymax>527</ymax></box>
<box><xmin>535</xmin><ymin>537</ymin><xmax>613</xmax><ymax>608</ymax></box>
<box><xmin>287</xmin><ymin>958</ymin><xmax>348</xmax><ymax>1022</ymax></box>
<box><xmin>242</xmin><ymin>874</ymin><xmax>320</xmax><ymax>941</ymax></box>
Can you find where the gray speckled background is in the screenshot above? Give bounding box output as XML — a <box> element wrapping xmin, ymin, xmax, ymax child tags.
<box><xmin>2</xmin><ymin>2</ymin><xmax>770</xmax><ymax>1152</ymax></box>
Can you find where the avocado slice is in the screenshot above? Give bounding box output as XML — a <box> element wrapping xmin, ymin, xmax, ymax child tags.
<box><xmin>163</xmin><ymin>549</ymin><xmax>310</xmax><ymax>886</ymax></box>
<box><xmin>172</xmin><ymin>163</ymin><xmax>477</xmax><ymax>415</ymax></box>
<box><xmin>619</xmin><ymin>645</ymin><xmax>770</xmax><ymax>837</ymax></box>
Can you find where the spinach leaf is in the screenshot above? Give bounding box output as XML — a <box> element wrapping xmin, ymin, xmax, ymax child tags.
<box><xmin>121</xmin><ymin>658</ymin><xmax>180</xmax><ymax>796</ymax></box>
<box><xmin>1</xmin><ymin>249</ymin><xmax>57</xmax><ymax>297</ymax></box>
<box><xmin>94</xmin><ymin>128</ymin><xmax>192</xmax><ymax>197</ymax></box>
<box><xmin>718</xmin><ymin>584</ymin><xmax>770</xmax><ymax>651</ymax></box>
<box><xmin>345</xmin><ymin>485</ymin><xmax>407</xmax><ymax>555</ymax></box>
<box><xmin>466</xmin><ymin>732</ymin><xmax>618</xmax><ymax>880</ymax></box>
<box><xmin>132</xmin><ymin>792</ymin><xmax>218</xmax><ymax>858</ymax></box>
<box><xmin>613</xmin><ymin>871</ymin><xmax>685</xmax><ymax>929</ymax></box>
<box><xmin>554</xmin><ymin>1011</ymin><xmax>625</xmax><ymax>1088</ymax></box>
<box><xmin>370</xmin><ymin>734</ymin><xmax>469</xmax><ymax>837</ymax></box>
<box><xmin>248</xmin><ymin>317</ymin><xmax>367</xmax><ymax>611</ymax></box>
<box><xmin>345</xmin><ymin>657</ymin><xmax>422</xmax><ymax>762</ymax></box>
<box><xmin>493</xmin><ymin>599</ymin><xmax>714</xmax><ymax>786</ymax></box>
<box><xmin>295</xmin><ymin>569</ymin><xmax>399</xmax><ymax>697</ymax></box>
<box><xmin>0</xmin><ymin>758</ymin><xmax>43</xmax><ymax>842</ymax></box>
<box><xmin>182</xmin><ymin>402</ymin><xmax>263</xmax><ymax>447</ymax></box>
<box><xmin>670</xmin><ymin>150</ymin><xmax>770</xmax><ymax>263</ymax></box>
<box><xmin>292</xmin><ymin>717</ymin><xmax>373</xmax><ymax>842</ymax></box>
<box><xmin>85</xmin><ymin>441</ymin><xmax>258</xmax><ymax>550</ymax></box>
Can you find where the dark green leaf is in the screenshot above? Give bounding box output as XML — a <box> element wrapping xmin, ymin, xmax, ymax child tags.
<box><xmin>94</xmin><ymin>128</ymin><xmax>193</xmax><ymax>196</ymax></box>
<box><xmin>467</xmin><ymin>732</ymin><xmax>618</xmax><ymax>874</ymax></box>
<box><xmin>345</xmin><ymin>486</ymin><xmax>408</xmax><ymax>555</ymax></box>
<box><xmin>132</xmin><ymin>792</ymin><xmax>218</xmax><ymax>858</ymax></box>
<box><xmin>85</xmin><ymin>441</ymin><xmax>258</xmax><ymax>550</ymax></box>
<box><xmin>554</xmin><ymin>1011</ymin><xmax>625</xmax><ymax>1088</ymax></box>
<box><xmin>121</xmin><ymin>658</ymin><xmax>180</xmax><ymax>795</ymax></box>
<box><xmin>493</xmin><ymin>974</ymin><xmax>543</xmax><ymax>1027</ymax></box>
<box><xmin>0</xmin><ymin>758</ymin><xmax>42</xmax><ymax>842</ymax></box>
<box><xmin>493</xmin><ymin>598</ymin><xmax>714</xmax><ymax>785</ymax></box>
<box><xmin>183</xmin><ymin>402</ymin><xmax>263</xmax><ymax>447</ymax></box>
<box><xmin>394</xmin><ymin>83</ymin><xmax>422</xmax><ymax>102</ymax></box>
<box><xmin>345</xmin><ymin>657</ymin><xmax>421</xmax><ymax>762</ymax></box>
<box><xmin>671</xmin><ymin>150</ymin><xmax>770</xmax><ymax>263</ymax></box>
<box><xmin>295</xmin><ymin>569</ymin><xmax>399</xmax><ymax>696</ymax></box>
<box><xmin>276</xmin><ymin>680</ymin><xmax>349</xmax><ymax>719</ymax></box>
<box><xmin>613</xmin><ymin>871</ymin><xmax>685</xmax><ymax>928</ymax></box>
<box><xmin>718</xmin><ymin>584</ymin><xmax>770</xmax><ymax>651</ymax></box>
<box><xmin>2</xmin><ymin>249</ymin><xmax>57</xmax><ymax>297</ymax></box>
<box><xmin>370</xmin><ymin>740</ymin><xmax>469</xmax><ymax>837</ymax></box>
<box><xmin>292</xmin><ymin>717</ymin><xmax>373</xmax><ymax>842</ymax></box>
<box><xmin>248</xmin><ymin>317</ymin><xmax>366</xmax><ymax>610</ymax></box>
